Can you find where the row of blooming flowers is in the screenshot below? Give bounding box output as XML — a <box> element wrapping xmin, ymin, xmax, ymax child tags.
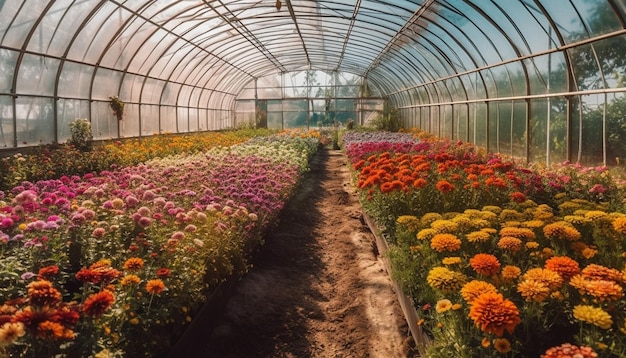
<box><xmin>0</xmin><ymin>131</ymin><xmax>319</xmax><ymax>357</ymax></box>
<box><xmin>343</xmin><ymin>130</ymin><xmax>626</xmax><ymax>358</ymax></box>
<box><xmin>0</xmin><ymin>129</ymin><xmax>273</xmax><ymax>192</ymax></box>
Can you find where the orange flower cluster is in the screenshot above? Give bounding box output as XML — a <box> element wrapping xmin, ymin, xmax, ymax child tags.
<box><xmin>543</xmin><ymin>222</ymin><xmax>581</xmax><ymax>241</ymax></box>
<box><xmin>461</xmin><ymin>280</ymin><xmax>497</xmax><ymax>303</ymax></box>
<box><xmin>544</xmin><ymin>256</ymin><xmax>580</xmax><ymax>281</ymax></box>
<box><xmin>468</xmin><ymin>292</ymin><xmax>521</xmax><ymax>336</ymax></box>
<box><xmin>570</xmin><ymin>274</ymin><xmax>624</xmax><ymax>302</ymax></box>
<box><xmin>76</xmin><ymin>260</ymin><xmax>121</xmax><ymax>285</ymax></box>
<box><xmin>83</xmin><ymin>290</ymin><xmax>115</xmax><ymax>317</ymax></box>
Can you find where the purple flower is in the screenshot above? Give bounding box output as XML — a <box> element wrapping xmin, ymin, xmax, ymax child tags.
<box><xmin>21</xmin><ymin>272</ymin><xmax>36</xmax><ymax>280</ymax></box>
<box><xmin>0</xmin><ymin>217</ymin><xmax>14</xmax><ymax>229</ymax></box>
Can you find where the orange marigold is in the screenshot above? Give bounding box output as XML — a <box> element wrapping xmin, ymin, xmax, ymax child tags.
<box><xmin>581</xmin><ymin>264</ymin><xmax>622</xmax><ymax>281</ymax></box>
<box><xmin>500</xmin><ymin>227</ymin><xmax>536</xmax><ymax>240</ymax></box>
<box><xmin>501</xmin><ymin>265</ymin><xmax>522</xmax><ymax>281</ymax></box>
<box><xmin>83</xmin><ymin>290</ymin><xmax>115</xmax><ymax>317</ymax></box>
<box><xmin>569</xmin><ymin>275</ymin><xmax>623</xmax><ymax>302</ymax></box>
<box><xmin>497</xmin><ymin>236</ymin><xmax>522</xmax><ymax>252</ymax></box>
<box><xmin>123</xmin><ymin>257</ymin><xmax>144</xmax><ymax>271</ymax></box>
<box><xmin>494</xmin><ymin>338</ymin><xmax>512</xmax><ymax>353</ymax></box>
<box><xmin>435</xmin><ymin>180</ymin><xmax>455</xmax><ymax>193</ymax></box>
<box><xmin>522</xmin><ymin>268</ymin><xmax>563</xmax><ymax>291</ymax></box>
<box><xmin>517</xmin><ymin>279</ymin><xmax>551</xmax><ymax>302</ymax></box>
<box><xmin>36</xmin><ymin>321</ymin><xmax>65</xmax><ymax>339</ymax></box>
<box><xmin>430</xmin><ymin>233</ymin><xmax>462</xmax><ymax>252</ymax></box>
<box><xmin>545</xmin><ymin>256</ymin><xmax>580</xmax><ymax>281</ymax></box>
<box><xmin>470</xmin><ymin>253</ymin><xmax>501</xmax><ymax>276</ymax></box>
<box><xmin>27</xmin><ymin>280</ymin><xmax>62</xmax><ymax>307</ymax></box>
<box><xmin>468</xmin><ymin>292</ymin><xmax>521</xmax><ymax>337</ymax></box>
<box><xmin>543</xmin><ymin>222</ymin><xmax>581</xmax><ymax>241</ymax></box>
<box><xmin>612</xmin><ymin>216</ymin><xmax>626</xmax><ymax>234</ymax></box>
<box><xmin>146</xmin><ymin>279</ymin><xmax>166</xmax><ymax>294</ymax></box>
<box><xmin>120</xmin><ymin>274</ymin><xmax>141</xmax><ymax>286</ymax></box>
<box><xmin>461</xmin><ymin>280</ymin><xmax>497</xmax><ymax>303</ymax></box>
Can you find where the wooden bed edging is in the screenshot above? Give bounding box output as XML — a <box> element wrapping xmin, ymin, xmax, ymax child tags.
<box><xmin>362</xmin><ymin>212</ymin><xmax>431</xmax><ymax>357</ymax></box>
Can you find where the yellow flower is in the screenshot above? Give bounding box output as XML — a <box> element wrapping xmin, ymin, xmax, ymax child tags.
<box><xmin>430</xmin><ymin>233</ymin><xmax>462</xmax><ymax>252</ymax></box>
<box><xmin>417</xmin><ymin>228</ymin><xmax>437</xmax><ymax>240</ymax></box>
<box><xmin>420</xmin><ymin>212</ymin><xmax>443</xmax><ymax>226</ymax></box>
<box><xmin>442</xmin><ymin>257</ymin><xmax>462</xmax><ymax>265</ymax></box>
<box><xmin>525</xmin><ymin>241</ymin><xmax>540</xmax><ymax>249</ymax></box>
<box><xmin>427</xmin><ymin>267</ymin><xmax>467</xmax><ymax>293</ymax></box>
<box><xmin>564</xmin><ymin>215</ymin><xmax>590</xmax><ymax>225</ymax></box>
<box><xmin>494</xmin><ymin>338</ymin><xmax>512</xmax><ymax>353</ymax></box>
<box><xmin>466</xmin><ymin>230</ymin><xmax>491</xmax><ymax>243</ymax></box>
<box><xmin>584</xmin><ymin>211</ymin><xmax>608</xmax><ymax>220</ymax></box>
<box><xmin>612</xmin><ymin>216</ymin><xmax>626</xmax><ymax>234</ymax></box>
<box><xmin>497</xmin><ymin>236</ymin><xmax>522</xmax><ymax>252</ymax></box>
<box><xmin>0</xmin><ymin>322</ymin><xmax>25</xmax><ymax>346</ymax></box>
<box><xmin>572</xmin><ymin>305</ymin><xmax>613</xmax><ymax>329</ymax></box>
<box><xmin>521</xmin><ymin>220</ymin><xmax>545</xmax><ymax>228</ymax></box>
<box><xmin>543</xmin><ymin>221</ymin><xmax>581</xmax><ymax>241</ymax></box>
<box><xmin>582</xmin><ymin>247</ymin><xmax>598</xmax><ymax>259</ymax></box>
<box><xmin>436</xmin><ymin>299</ymin><xmax>453</xmax><ymax>313</ymax></box>
<box><xmin>471</xmin><ymin>218</ymin><xmax>492</xmax><ymax>229</ymax></box>
<box><xmin>430</xmin><ymin>219</ymin><xmax>459</xmax><ymax>233</ymax></box>
<box><xmin>121</xmin><ymin>274</ymin><xmax>141</xmax><ymax>286</ymax></box>
<box><xmin>461</xmin><ymin>280</ymin><xmax>497</xmax><ymax>303</ymax></box>
<box><xmin>481</xmin><ymin>206</ymin><xmax>502</xmax><ymax>215</ymax></box>
<box><xmin>397</xmin><ymin>215</ymin><xmax>420</xmax><ymax>232</ymax></box>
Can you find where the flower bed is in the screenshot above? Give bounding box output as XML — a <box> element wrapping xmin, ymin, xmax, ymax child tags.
<box><xmin>344</xmin><ymin>130</ymin><xmax>626</xmax><ymax>358</ymax></box>
<box><xmin>0</xmin><ymin>131</ymin><xmax>319</xmax><ymax>357</ymax></box>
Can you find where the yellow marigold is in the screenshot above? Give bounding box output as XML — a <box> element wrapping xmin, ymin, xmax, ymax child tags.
<box><xmin>525</xmin><ymin>241</ymin><xmax>540</xmax><ymax>250</ymax></box>
<box><xmin>451</xmin><ymin>214</ymin><xmax>472</xmax><ymax>228</ymax></box>
<box><xmin>612</xmin><ymin>217</ymin><xmax>626</xmax><ymax>235</ymax></box>
<box><xmin>570</xmin><ymin>274</ymin><xmax>624</xmax><ymax>302</ymax></box>
<box><xmin>481</xmin><ymin>227</ymin><xmax>497</xmax><ymax>234</ymax></box>
<box><xmin>420</xmin><ymin>212</ymin><xmax>443</xmax><ymax>226</ymax></box>
<box><xmin>497</xmin><ymin>236</ymin><xmax>522</xmax><ymax>252</ymax></box>
<box><xmin>417</xmin><ymin>228</ymin><xmax>437</xmax><ymax>240</ymax></box>
<box><xmin>442</xmin><ymin>256</ymin><xmax>462</xmax><ymax>265</ymax></box>
<box><xmin>501</xmin><ymin>265</ymin><xmax>522</xmax><ymax>281</ymax></box>
<box><xmin>582</xmin><ymin>264</ymin><xmax>622</xmax><ymax>281</ymax></box>
<box><xmin>466</xmin><ymin>230</ymin><xmax>491</xmax><ymax>243</ymax></box>
<box><xmin>522</xmin><ymin>268</ymin><xmax>563</xmax><ymax>290</ymax></box>
<box><xmin>468</xmin><ymin>292</ymin><xmax>521</xmax><ymax>337</ymax></box>
<box><xmin>461</xmin><ymin>280</ymin><xmax>497</xmax><ymax>303</ymax></box>
<box><xmin>521</xmin><ymin>220</ymin><xmax>545</xmax><ymax>229</ymax></box>
<box><xmin>121</xmin><ymin>274</ymin><xmax>141</xmax><ymax>286</ymax></box>
<box><xmin>472</xmin><ymin>218</ymin><xmax>492</xmax><ymax>229</ymax></box>
<box><xmin>427</xmin><ymin>266</ymin><xmax>467</xmax><ymax>293</ymax></box>
<box><xmin>545</xmin><ymin>256</ymin><xmax>580</xmax><ymax>281</ymax></box>
<box><xmin>397</xmin><ymin>215</ymin><xmax>420</xmax><ymax>233</ymax></box>
<box><xmin>430</xmin><ymin>233</ymin><xmax>462</xmax><ymax>252</ymax></box>
<box><xmin>479</xmin><ymin>210</ymin><xmax>499</xmax><ymax>222</ymax></box>
<box><xmin>564</xmin><ymin>215</ymin><xmax>590</xmax><ymax>225</ymax></box>
<box><xmin>430</xmin><ymin>219</ymin><xmax>459</xmax><ymax>233</ymax></box>
<box><xmin>558</xmin><ymin>201</ymin><xmax>581</xmax><ymax>214</ymax></box>
<box><xmin>584</xmin><ymin>211</ymin><xmax>608</xmax><ymax>220</ymax></box>
<box><xmin>494</xmin><ymin>338</ymin><xmax>512</xmax><ymax>353</ymax></box>
<box><xmin>436</xmin><ymin>299</ymin><xmax>453</xmax><ymax>313</ymax></box>
<box><xmin>470</xmin><ymin>253</ymin><xmax>501</xmax><ymax>276</ymax></box>
<box><xmin>501</xmin><ymin>221</ymin><xmax>522</xmax><ymax>227</ymax></box>
<box><xmin>499</xmin><ymin>209</ymin><xmax>525</xmax><ymax>222</ymax></box>
<box><xmin>517</xmin><ymin>279</ymin><xmax>551</xmax><ymax>302</ymax></box>
<box><xmin>27</xmin><ymin>280</ymin><xmax>62</xmax><ymax>307</ymax></box>
<box><xmin>543</xmin><ymin>221</ymin><xmax>581</xmax><ymax>241</ymax></box>
<box><xmin>500</xmin><ymin>227</ymin><xmax>536</xmax><ymax>240</ymax></box>
<box><xmin>481</xmin><ymin>206</ymin><xmax>502</xmax><ymax>214</ymax></box>
<box><xmin>572</xmin><ymin>305</ymin><xmax>613</xmax><ymax>329</ymax></box>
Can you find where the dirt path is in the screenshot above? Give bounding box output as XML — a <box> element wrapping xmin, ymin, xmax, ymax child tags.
<box><xmin>196</xmin><ymin>149</ymin><xmax>415</xmax><ymax>357</ymax></box>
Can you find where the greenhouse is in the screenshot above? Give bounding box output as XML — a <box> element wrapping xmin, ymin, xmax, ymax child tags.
<box><xmin>1</xmin><ymin>1</ymin><xmax>626</xmax><ymax>358</ymax></box>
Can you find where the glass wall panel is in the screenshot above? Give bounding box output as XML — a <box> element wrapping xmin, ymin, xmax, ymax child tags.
<box><xmin>141</xmin><ymin>78</ymin><xmax>167</xmax><ymax>105</ymax></box>
<box><xmin>568</xmin><ymin>44</ymin><xmax>603</xmax><ymax>91</ymax></box>
<box><xmin>2</xmin><ymin>0</ymin><xmax>48</xmax><ymax>48</ymax></box>
<box><xmin>91</xmin><ymin>101</ymin><xmax>117</xmax><ymax>140</ymax></box>
<box><xmin>160</xmin><ymin>106</ymin><xmax>177</xmax><ymax>134</ymax></box>
<box><xmin>16</xmin><ymin>55</ymin><xmax>59</xmax><ymax>95</ymax></box>
<box><xmin>605</xmin><ymin>92</ymin><xmax>626</xmax><ymax>165</ymax></box>
<box><xmin>512</xmin><ymin>101</ymin><xmax>527</xmax><ymax>160</ymax></box>
<box><xmin>529</xmin><ymin>98</ymin><xmax>548</xmax><ymax>163</ymax></box>
<box><xmin>473</xmin><ymin>102</ymin><xmax>487</xmax><ymax>148</ymax></box>
<box><xmin>549</xmin><ymin>97</ymin><xmax>568</xmax><ymax>165</ymax></box>
<box><xmin>572</xmin><ymin>0</ymin><xmax>622</xmax><ymax>37</ymax></box>
<box><xmin>47</xmin><ymin>0</ymin><xmax>98</xmax><ymax>58</ymax></box>
<box><xmin>488</xmin><ymin>102</ymin><xmax>498</xmax><ymax>152</ymax></box>
<box><xmin>58</xmin><ymin>62</ymin><xmax>94</xmax><ymax>99</ymax></box>
<box><xmin>15</xmin><ymin>96</ymin><xmax>54</xmax><ymax>146</ymax></box>
<box><xmin>0</xmin><ymin>96</ymin><xmax>14</xmax><ymax>148</ymax></box>
<box><xmin>442</xmin><ymin>105</ymin><xmax>453</xmax><ymax>139</ymax></box>
<box><xmin>120</xmin><ymin>103</ymin><xmax>139</xmax><ymax>137</ymax></box>
<box><xmin>0</xmin><ymin>49</ymin><xmax>17</xmax><ymax>93</ymax></box>
<box><xmin>81</xmin><ymin>5</ymin><xmax>131</xmax><ymax>64</ymax></box>
<box><xmin>120</xmin><ymin>74</ymin><xmax>144</xmax><ymax>103</ymax></box>
<box><xmin>161</xmin><ymin>83</ymin><xmax>182</xmax><ymax>106</ymax></box>
<box><xmin>580</xmin><ymin>94</ymin><xmax>605</xmax><ymax>165</ymax></box>
<box><xmin>141</xmin><ymin>105</ymin><xmax>160</xmax><ymax>135</ymax></box>
<box><xmin>497</xmin><ymin>101</ymin><xmax>513</xmax><ymax>157</ymax></box>
<box><xmin>27</xmin><ymin>1</ymin><xmax>67</xmax><ymax>55</ymax></box>
<box><xmin>188</xmin><ymin>108</ymin><xmax>198</xmax><ymax>132</ymax></box>
<box><xmin>57</xmin><ymin>99</ymin><xmax>90</xmax><ymax>143</ymax></box>
<box><xmin>538</xmin><ymin>1</ymin><xmax>585</xmax><ymax>44</ymax></box>
<box><xmin>92</xmin><ymin>68</ymin><xmax>123</xmax><ymax>100</ymax></box>
<box><xmin>177</xmin><ymin>107</ymin><xmax>188</xmax><ymax>133</ymax></box>
<box><xmin>456</xmin><ymin>104</ymin><xmax>468</xmax><ymax>142</ymax></box>
<box><xmin>596</xmin><ymin>36</ymin><xmax>626</xmax><ymax>89</ymax></box>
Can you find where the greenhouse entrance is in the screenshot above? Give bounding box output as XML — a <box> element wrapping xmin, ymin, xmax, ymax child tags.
<box><xmin>234</xmin><ymin>70</ymin><xmax>385</xmax><ymax>129</ymax></box>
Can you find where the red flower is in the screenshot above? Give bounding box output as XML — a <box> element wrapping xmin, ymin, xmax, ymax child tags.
<box><xmin>83</xmin><ymin>291</ymin><xmax>115</xmax><ymax>317</ymax></box>
<box><xmin>509</xmin><ymin>191</ymin><xmax>526</xmax><ymax>203</ymax></box>
<box><xmin>435</xmin><ymin>180</ymin><xmax>455</xmax><ymax>193</ymax></box>
<box><xmin>470</xmin><ymin>254</ymin><xmax>501</xmax><ymax>276</ymax></box>
<box><xmin>37</xmin><ymin>265</ymin><xmax>59</xmax><ymax>280</ymax></box>
<box><xmin>156</xmin><ymin>268</ymin><xmax>171</xmax><ymax>278</ymax></box>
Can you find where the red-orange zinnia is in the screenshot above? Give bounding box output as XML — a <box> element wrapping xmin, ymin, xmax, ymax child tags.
<box><xmin>468</xmin><ymin>292</ymin><xmax>521</xmax><ymax>337</ymax></box>
<box><xmin>83</xmin><ymin>291</ymin><xmax>115</xmax><ymax>317</ymax></box>
<box><xmin>470</xmin><ymin>253</ymin><xmax>501</xmax><ymax>276</ymax></box>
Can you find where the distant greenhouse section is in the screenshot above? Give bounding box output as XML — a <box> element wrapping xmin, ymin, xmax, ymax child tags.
<box><xmin>1</xmin><ymin>1</ymin><xmax>626</xmax><ymax>166</ymax></box>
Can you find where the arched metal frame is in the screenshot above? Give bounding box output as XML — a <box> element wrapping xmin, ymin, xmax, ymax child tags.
<box><xmin>1</xmin><ymin>0</ymin><xmax>626</xmax><ymax>165</ymax></box>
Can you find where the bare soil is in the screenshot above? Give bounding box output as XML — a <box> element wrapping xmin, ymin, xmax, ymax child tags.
<box><xmin>192</xmin><ymin>148</ymin><xmax>417</xmax><ymax>357</ymax></box>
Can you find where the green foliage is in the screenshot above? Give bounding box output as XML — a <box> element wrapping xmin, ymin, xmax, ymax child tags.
<box><xmin>68</xmin><ymin>118</ymin><xmax>93</xmax><ymax>151</ymax></box>
<box><xmin>371</xmin><ymin>101</ymin><xmax>401</xmax><ymax>132</ymax></box>
<box><xmin>109</xmin><ymin>96</ymin><xmax>125</xmax><ymax>121</ymax></box>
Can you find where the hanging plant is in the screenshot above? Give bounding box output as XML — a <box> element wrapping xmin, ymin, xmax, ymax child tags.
<box><xmin>109</xmin><ymin>96</ymin><xmax>125</xmax><ymax>121</ymax></box>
